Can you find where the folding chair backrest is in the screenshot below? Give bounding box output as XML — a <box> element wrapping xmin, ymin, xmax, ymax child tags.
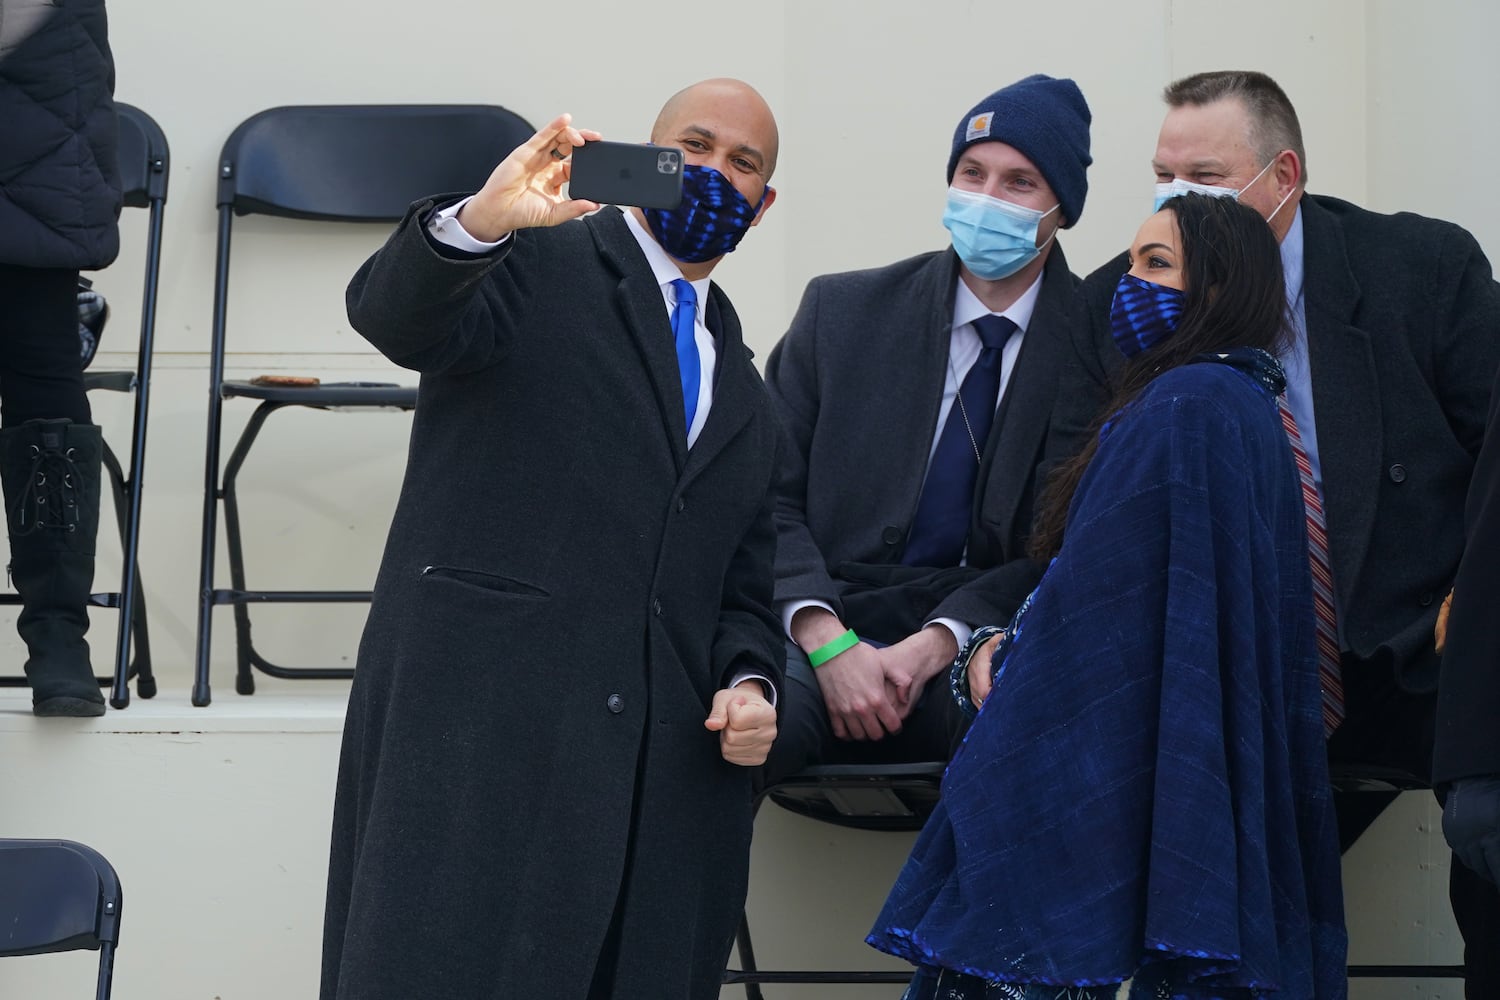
<box><xmin>192</xmin><ymin>104</ymin><xmax>535</xmax><ymax>704</ymax></box>
<box><xmin>217</xmin><ymin>104</ymin><xmax>535</xmax><ymax>222</ymax></box>
<box><xmin>0</xmin><ymin>839</ymin><xmax>122</xmax><ymax>957</ymax></box>
<box><xmin>115</xmin><ymin>103</ymin><xmax>170</xmax><ymax>208</ymax></box>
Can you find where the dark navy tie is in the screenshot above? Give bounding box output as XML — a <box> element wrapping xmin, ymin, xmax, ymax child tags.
<box><xmin>670</xmin><ymin>278</ymin><xmax>701</xmax><ymax>433</ymax></box>
<box><xmin>902</xmin><ymin>314</ymin><xmax>1018</xmax><ymax>567</ymax></box>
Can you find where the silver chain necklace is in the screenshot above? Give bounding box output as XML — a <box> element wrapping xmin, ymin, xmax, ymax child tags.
<box><xmin>946</xmin><ymin>351</ymin><xmax>984</xmax><ymax>465</ymax></box>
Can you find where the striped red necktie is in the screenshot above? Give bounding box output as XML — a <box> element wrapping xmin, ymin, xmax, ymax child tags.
<box><xmin>1278</xmin><ymin>395</ymin><xmax>1345</xmax><ymax>736</ymax></box>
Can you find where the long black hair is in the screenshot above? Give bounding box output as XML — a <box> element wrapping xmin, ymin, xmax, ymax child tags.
<box><xmin>1029</xmin><ymin>192</ymin><xmax>1290</xmax><ymax>559</ymax></box>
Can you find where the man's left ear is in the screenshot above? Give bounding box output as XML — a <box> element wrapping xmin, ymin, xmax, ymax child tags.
<box><xmin>1274</xmin><ymin>150</ymin><xmax>1303</xmax><ymax>197</ymax></box>
<box><xmin>751</xmin><ymin>185</ymin><xmax>777</xmax><ymax>225</ymax></box>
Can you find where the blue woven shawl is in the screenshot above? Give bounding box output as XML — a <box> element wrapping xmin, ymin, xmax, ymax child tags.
<box><xmin>868</xmin><ymin>353</ymin><xmax>1347</xmax><ymax>998</ymax></box>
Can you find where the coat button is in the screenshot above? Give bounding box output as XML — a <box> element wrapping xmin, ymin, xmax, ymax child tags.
<box><xmin>1420</xmin><ymin>592</ymin><xmax>1434</xmax><ymax>607</ymax></box>
<box><xmin>652</xmin><ymin>598</ymin><xmax>663</xmax><ymax>616</ymax></box>
<box><xmin>881</xmin><ymin>526</ymin><xmax>903</xmax><ymax>546</ymax></box>
<box><xmin>1389</xmin><ymin>463</ymin><xmax>1407</xmax><ymax>484</ymax></box>
<box><xmin>607</xmin><ymin>694</ymin><xmax>624</xmax><ymax>713</ymax></box>
<box><xmin>676</xmin><ymin>497</ymin><xmax>686</xmax><ymax>513</ymax></box>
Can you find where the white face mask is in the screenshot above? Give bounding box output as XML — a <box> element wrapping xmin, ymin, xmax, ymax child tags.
<box><xmin>1153</xmin><ymin>155</ymin><xmax>1295</xmax><ymax>222</ymax></box>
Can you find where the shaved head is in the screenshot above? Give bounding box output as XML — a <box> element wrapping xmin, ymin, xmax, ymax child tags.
<box><xmin>652</xmin><ymin>78</ymin><xmax>780</xmax><ymax>180</ymax></box>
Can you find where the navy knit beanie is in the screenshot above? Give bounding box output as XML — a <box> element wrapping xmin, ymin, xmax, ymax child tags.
<box><xmin>947</xmin><ymin>74</ymin><xmax>1093</xmax><ymax>228</ymax></box>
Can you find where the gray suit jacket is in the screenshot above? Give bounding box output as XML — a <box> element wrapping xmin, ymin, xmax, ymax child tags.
<box><xmin>1062</xmin><ymin>194</ymin><xmax>1500</xmax><ymax>701</ymax></box>
<box><xmin>765</xmin><ymin>245</ymin><xmax>1083</xmax><ymax>642</ymax></box>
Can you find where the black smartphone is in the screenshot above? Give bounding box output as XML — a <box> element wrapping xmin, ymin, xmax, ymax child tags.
<box><xmin>569</xmin><ymin>141</ymin><xmax>684</xmax><ymax>210</ymax></box>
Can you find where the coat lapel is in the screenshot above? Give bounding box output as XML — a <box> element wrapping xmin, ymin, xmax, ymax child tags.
<box><xmin>1300</xmin><ymin>196</ymin><xmax>1381</xmax><ymax>603</ymax></box>
<box><xmin>681</xmin><ymin>288</ymin><xmax>755</xmax><ymax>482</ymax></box>
<box><xmin>977</xmin><ymin>244</ymin><xmax>1076</xmax><ymax>555</ymax></box>
<box><xmin>587</xmin><ymin>211</ymin><xmax>689</xmax><ymax>472</ymax></box>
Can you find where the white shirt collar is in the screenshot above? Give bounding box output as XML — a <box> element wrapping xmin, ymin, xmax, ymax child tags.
<box><xmin>620</xmin><ymin>207</ymin><xmax>711</xmax><ymax>303</ymax></box>
<box><xmin>949</xmin><ymin>267</ymin><xmax>1045</xmax><ymax>334</ymax></box>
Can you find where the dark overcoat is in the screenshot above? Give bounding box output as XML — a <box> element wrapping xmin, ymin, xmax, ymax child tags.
<box><xmin>1060</xmin><ymin>194</ymin><xmax>1500</xmax><ymax>710</ymax></box>
<box><xmin>1435</xmin><ymin>362</ymin><xmax>1500</xmax><ymax>784</ymax></box>
<box><xmin>321</xmin><ymin>202</ymin><xmax>783</xmax><ymax>1000</ymax></box>
<box><xmin>765</xmin><ymin>246</ymin><xmax>1082</xmax><ymax>640</ymax></box>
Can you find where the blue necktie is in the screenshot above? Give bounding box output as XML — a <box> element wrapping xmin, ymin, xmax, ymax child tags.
<box><xmin>902</xmin><ymin>314</ymin><xmax>1018</xmax><ymax>567</ymax></box>
<box><xmin>670</xmin><ymin>279</ymin><xmax>701</xmax><ymax>433</ymax></box>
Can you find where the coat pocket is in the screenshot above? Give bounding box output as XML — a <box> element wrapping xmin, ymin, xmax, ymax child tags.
<box><xmin>419</xmin><ymin>564</ymin><xmax>551</xmax><ymax>599</ymax></box>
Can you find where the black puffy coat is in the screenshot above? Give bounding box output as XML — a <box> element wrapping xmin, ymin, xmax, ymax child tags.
<box><xmin>0</xmin><ymin>0</ymin><xmax>120</xmax><ymax>269</ymax></box>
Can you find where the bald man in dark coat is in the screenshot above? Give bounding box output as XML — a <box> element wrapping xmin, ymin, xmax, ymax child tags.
<box><xmin>321</xmin><ymin>81</ymin><xmax>785</xmax><ymax>1000</ymax></box>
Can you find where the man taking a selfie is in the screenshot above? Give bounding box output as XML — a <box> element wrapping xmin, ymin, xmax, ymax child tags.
<box><xmin>319</xmin><ymin>78</ymin><xmax>783</xmax><ymax>1000</ymax></box>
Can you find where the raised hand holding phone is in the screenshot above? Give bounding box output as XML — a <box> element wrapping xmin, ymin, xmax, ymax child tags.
<box><xmin>456</xmin><ymin>113</ymin><xmax>603</xmax><ymax>242</ymax></box>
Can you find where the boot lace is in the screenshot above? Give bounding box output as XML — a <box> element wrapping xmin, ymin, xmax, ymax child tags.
<box><xmin>13</xmin><ymin>442</ymin><xmax>86</xmax><ymax>535</ymax></box>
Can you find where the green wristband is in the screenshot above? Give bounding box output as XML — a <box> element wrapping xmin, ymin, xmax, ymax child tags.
<box><xmin>807</xmin><ymin>629</ymin><xmax>860</xmax><ymax>668</ymax></box>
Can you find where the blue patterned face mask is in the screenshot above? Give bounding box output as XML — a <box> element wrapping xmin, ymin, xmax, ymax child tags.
<box><xmin>1110</xmin><ymin>273</ymin><xmax>1186</xmax><ymax>356</ymax></box>
<box><xmin>643</xmin><ymin>165</ymin><xmax>767</xmax><ymax>263</ymax></box>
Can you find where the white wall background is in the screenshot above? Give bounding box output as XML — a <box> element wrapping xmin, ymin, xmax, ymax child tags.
<box><xmin>3</xmin><ymin>1</ymin><xmax>1497</xmax><ymax>997</ymax></box>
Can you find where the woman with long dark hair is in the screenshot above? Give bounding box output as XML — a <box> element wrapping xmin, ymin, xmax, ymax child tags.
<box><xmin>867</xmin><ymin>193</ymin><xmax>1347</xmax><ymax>999</ymax></box>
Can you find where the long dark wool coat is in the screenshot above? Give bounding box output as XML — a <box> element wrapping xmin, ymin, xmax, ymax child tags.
<box><xmin>320</xmin><ymin>202</ymin><xmax>783</xmax><ymax>1000</ymax></box>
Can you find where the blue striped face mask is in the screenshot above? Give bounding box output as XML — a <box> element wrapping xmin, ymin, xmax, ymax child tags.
<box><xmin>1110</xmin><ymin>273</ymin><xmax>1185</xmax><ymax>357</ymax></box>
<box><xmin>642</xmin><ymin>165</ymin><xmax>768</xmax><ymax>264</ymax></box>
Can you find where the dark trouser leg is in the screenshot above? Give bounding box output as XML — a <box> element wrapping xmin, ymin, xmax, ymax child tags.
<box><xmin>758</xmin><ymin>639</ymin><xmax>968</xmax><ymax>791</ymax></box>
<box><xmin>758</xmin><ymin>640</ymin><xmax>834</xmax><ymax>790</ymax></box>
<box><xmin>1451</xmin><ymin>855</ymin><xmax>1500</xmax><ymax>997</ymax></box>
<box><xmin>1329</xmin><ymin>654</ymin><xmax>1500</xmax><ymax>993</ymax></box>
<box><xmin>0</xmin><ymin>265</ymin><xmax>92</xmax><ymax>426</ymax></box>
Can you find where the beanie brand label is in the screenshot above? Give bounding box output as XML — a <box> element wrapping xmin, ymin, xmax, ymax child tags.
<box><xmin>965</xmin><ymin>113</ymin><xmax>993</xmax><ymax>142</ymax></box>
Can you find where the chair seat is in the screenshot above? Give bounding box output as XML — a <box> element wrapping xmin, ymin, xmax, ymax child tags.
<box><xmin>83</xmin><ymin>369</ymin><xmax>138</xmax><ymax>393</ymax></box>
<box><xmin>1329</xmin><ymin>762</ymin><xmax>1432</xmax><ymax>793</ymax></box>
<box><xmin>221</xmin><ymin>380</ymin><xmax>417</xmax><ymax>409</ymax></box>
<box><xmin>762</xmin><ymin>762</ymin><xmax>946</xmax><ymax>832</ymax></box>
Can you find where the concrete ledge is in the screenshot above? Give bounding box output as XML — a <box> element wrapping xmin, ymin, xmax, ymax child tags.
<box><xmin>0</xmin><ymin>687</ymin><xmax>349</xmax><ymax>735</ymax></box>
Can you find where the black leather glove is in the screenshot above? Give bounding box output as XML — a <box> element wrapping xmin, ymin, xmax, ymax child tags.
<box><xmin>1442</xmin><ymin>775</ymin><xmax>1500</xmax><ymax>885</ymax></box>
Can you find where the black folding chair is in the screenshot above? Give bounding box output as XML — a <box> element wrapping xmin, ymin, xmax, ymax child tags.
<box><xmin>724</xmin><ymin>762</ymin><xmax>945</xmax><ymax>996</ymax></box>
<box><xmin>0</xmin><ymin>102</ymin><xmax>166</xmax><ymax>709</ymax></box>
<box><xmin>0</xmin><ymin>839</ymin><xmax>123</xmax><ymax>999</ymax></box>
<box><xmin>730</xmin><ymin>763</ymin><xmax>1468</xmax><ymax>993</ymax></box>
<box><xmin>192</xmin><ymin>104</ymin><xmax>536</xmax><ymax>706</ymax></box>
<box><xmin>1332</xmin><ymin>763</ymin><xmax>1467</xmax><ymax>981</ymax></box>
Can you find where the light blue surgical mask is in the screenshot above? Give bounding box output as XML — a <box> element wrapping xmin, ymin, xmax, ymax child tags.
<box><xmin>942</xmin><ymin>187</ymin><xmax>1059</xmax><ymax>281</ymax></box>
<box><xmin>1152</xmin><ymin>155</ymin><xmax>1295</xmax><ymax>222</ymax></box>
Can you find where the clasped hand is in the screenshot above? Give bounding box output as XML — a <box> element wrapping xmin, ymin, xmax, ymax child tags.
<box><xmin>456</xmin><ymin>113</ymin><xmax>603</xmax><ymax>242</ymax></box>
<box><xmin>816</xmin><ymin>628</ymin><xmax>956</xmax><ymax>742</ymax></box>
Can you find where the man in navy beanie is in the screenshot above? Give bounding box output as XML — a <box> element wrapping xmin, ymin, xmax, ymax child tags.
<box><xmin>760</xmin><ymin>75</ymin><xmax>1092</xmax><ymax>786</ymax></box>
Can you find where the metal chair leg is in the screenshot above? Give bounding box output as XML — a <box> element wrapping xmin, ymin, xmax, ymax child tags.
<box><xmin>99</xmin><ymin>440</ymin><xmax>155</xmax><ymax>707</ymax></box>
<box><xmin>734</xmin><ymin>910</ymin><xmax>767</xmax><ymax>1000</ymax></box>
